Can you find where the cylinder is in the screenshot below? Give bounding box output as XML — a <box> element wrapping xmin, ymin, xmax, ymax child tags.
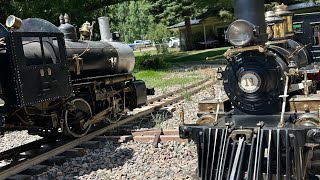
<box><xmin>98</xmin><ymin>17</ymin><xmax>112</xmax><ymax>41</ymax></box>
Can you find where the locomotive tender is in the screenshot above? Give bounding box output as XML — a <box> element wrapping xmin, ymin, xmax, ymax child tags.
<box><xmin>0</xmin><ymin>14</ymin><xmax>151</xmax><ymax>137</ymax></box>
<box><xmin>180</xmin><ymin>1</ymin><xmax>320</xmax><ymax>179</ymax></box>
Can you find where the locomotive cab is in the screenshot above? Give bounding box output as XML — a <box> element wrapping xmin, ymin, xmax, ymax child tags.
<box><xmin>0</xmin><ymin>17</ymin><xmax>72</xmax><ymax>107</ymax></box>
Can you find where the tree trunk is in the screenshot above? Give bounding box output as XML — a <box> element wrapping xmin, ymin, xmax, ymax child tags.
<box><xmin>185</xmin><ymin>16</ymin><xmax>194</xmax><ymax>51</ymax></box>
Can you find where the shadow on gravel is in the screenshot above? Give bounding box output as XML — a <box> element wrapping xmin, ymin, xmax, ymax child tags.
<box><xmin>39</xmin><ymin>141</ymin><xmax>134</xmax><ymax>179</ymax></box>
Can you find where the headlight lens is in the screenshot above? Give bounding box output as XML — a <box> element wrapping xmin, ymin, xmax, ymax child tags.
<box><xmin>226</xmin><ymin>20</ymin><xmax>254</xmax><ymax>46</ymax></box>
<box><xmin>6</xmin><ymin>15</ymin><xmax>22</xmax><ymax>29</ymax></box>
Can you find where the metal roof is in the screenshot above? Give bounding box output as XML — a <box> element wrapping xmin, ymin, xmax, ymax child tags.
<box><xmin>288</xmin><ymin>2</ymin><xmax>320</xmax><ymax>10</ymax></box>
<box><xmin>168</xmin><ymin>19</ymin><xmax>202</xmax><ymax>29</ymax></box>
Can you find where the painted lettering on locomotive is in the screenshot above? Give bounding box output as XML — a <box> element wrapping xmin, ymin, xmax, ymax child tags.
<box><xmin>180</xmin><ymin>1</ymin><xmax>320</xmax><ymax>179</ymax></box>
<box><xmin>0</xmin><ymin>14</ymin><xmax>153</xmax><ymax>138</ymax></box>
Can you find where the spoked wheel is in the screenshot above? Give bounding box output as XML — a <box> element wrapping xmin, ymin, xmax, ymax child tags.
<box><xmin>64</xmin><ymin>98</ymin><xmax>92</xmax><ymax>138</ymax></box>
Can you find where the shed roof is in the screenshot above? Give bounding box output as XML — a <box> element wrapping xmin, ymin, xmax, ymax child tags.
<box><xmin>288</xmin><ymin>2</ymin><xmax>320</xmax><ymax>10</ymax></box>
<box><xmin>167</xmin><ymin>19</ymin><xmax>202</xmax><ymax>29</ymax></box>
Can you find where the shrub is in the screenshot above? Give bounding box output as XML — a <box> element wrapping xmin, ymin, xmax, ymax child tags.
<box><xmin>155</xmin><ymin>44</ymin><xmax>169</xmax><ymax>55</ymax></box>
<box><xmin>135</xmin><ymin>52</ymin><xmax>169</xmax><ymax>70</ymax></box>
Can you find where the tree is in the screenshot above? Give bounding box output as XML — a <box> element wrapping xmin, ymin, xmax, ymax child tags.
<box><xmin>149</xmin><ymin>0</ymin><xmax>199</xmax><ymax>50</ymax></box>
<box><xmin>107</xmin><ymin>0</ymin><xmax>154</xmax><ymax>42</ymax></box>
<box><xmin>0</xmin><ymin>0</ymin><xmax>132</xmax><ymax>25</ymax></box>
<box><xmin>147</xmin><ymin>23</ymin><xmax>170</xmax><ymax>43</ymax></box>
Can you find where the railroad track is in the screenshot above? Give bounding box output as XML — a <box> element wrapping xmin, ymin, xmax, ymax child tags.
<box><xmin>0</xmin><ymin>77</ymin><xmax>213</xmax><ymax>179</ymax></box>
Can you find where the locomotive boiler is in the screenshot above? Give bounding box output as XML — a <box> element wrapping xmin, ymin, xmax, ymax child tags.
<box><xmin>0</xmin><ymin>14</ymin><xmax>151</xmax><ymax>138</ymax></box>
<box><xmin>180</xmin><ymin>1</ymin><xmax>320</xmax><ymax>179</ymax></box>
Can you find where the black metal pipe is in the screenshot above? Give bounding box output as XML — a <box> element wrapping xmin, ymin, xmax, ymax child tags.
<box><xmin>234</xmin><ymin>0</ymin><xmax>267</xmax><ymax>44</ymax></box>
<box><xmin>234</xmin><ymin>0</ymin><xmax>266</xmax><ymax>34</ymax></box>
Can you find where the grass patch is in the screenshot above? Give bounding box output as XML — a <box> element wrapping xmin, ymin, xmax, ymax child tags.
<box><xmin>134</xmin><ymin>46</ymin><xmax>229</xmax><ymax>69</ymax></box>
<box><xmin>134</xmin><ymin>50</ymin><xmax>158</xmax><ymax>57</ymax></box>
<box><xmin>134</xmin><ymin>70</ymin><xmax>205</xmax><ymax>89</ymax></box>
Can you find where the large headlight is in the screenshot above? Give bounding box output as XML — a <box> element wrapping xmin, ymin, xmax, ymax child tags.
<box><xmin>6</xmin><ymin>15</ymin><xmax>22</xmax><ymax>29</ymax></box>
<box><xmin>226</xmin><ymin>20</ymin><xmax>255</xmax><ymax>46</ymax></box>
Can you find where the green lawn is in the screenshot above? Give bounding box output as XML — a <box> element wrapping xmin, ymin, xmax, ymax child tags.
<box><xmin>133</xmin><ymin>47</ymin><xmax>227</xmax><ymax>89</ymax></box>
<box><xmin>134</xmin><ymin>70</ymin><xmax>206</xmax><ymax>89</ymax></box>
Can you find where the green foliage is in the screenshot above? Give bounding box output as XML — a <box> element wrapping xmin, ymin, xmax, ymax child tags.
<box><xmin>135</xmin><ymin>52</ymin><xmax>169</xmax><ymax>70</ymax></box>
<box><xmin>147</xmin><ymin>23</ymin><xmax>170</xmax><ymax>43</ymax></box>
<box><xmin>0</xmin><ymin>0</ymin><xmax>129</xmax><ymax>26</ymax></box>
<box><xmin>108</xmin><ymin>0</ymin><xmax>154</xmax><ymax>43</ymax></box>
<box><xmin>183</xmin><ymin>90</ymin><xmax>192</xmax><ymax>101</ymax></box>
<box><xmin>155</xmin><ymin>44</ymin><xmax>169</xmax><ymax>54</ymax></box>
<box><xmin>219</xmin><ymin>10</ymin><xmax>234</xmax><ymax>21</ymax></box>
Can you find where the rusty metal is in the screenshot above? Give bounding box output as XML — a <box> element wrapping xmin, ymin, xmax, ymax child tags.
<box><xmin>196</xmin><ymin>114</ymin><xmax>215</xmax><ymax>125</ymax></box>
<box><xmin>224</xmin><ymin>46</ymin><xmax>265</xmax><ymax>58</ymax></box>
<box><xmin>304</xmin><ymin>71</ymin><xmax>309</xmax><ymax>96</ymax></box>
<box><xmin>72</xmin><ymin>54</ymin><xmax>83</xmax><ymax>75</ymax></box>
<box><xmin>198</xmin><ymin>97</ymin><xmax>229</xmax><ymax>113</ymax></box>
<box><xmin>179</xmin><ymin>105</ymin><xmax>185</xmax><ymax>125</ymax></box>
<box><xmin>229</xmin><ymin>129</ymin><xmax>253</xmax><ymax>143</ymax></box>
<box><xmin>102</xmin><ymin>129</ymin><xmax>188</xmax><ymax>144</ymax></box>
<box><xmin>294</xmin><ymin>113</ymin><xmax>319</xmax><ymax>127</ymax></box>
<box><xmin>153</xmin><ymin>131</ymin><xmax>162</xmax><ymax>147</ymax></box>
<box><xmin>290</xmin><ymin>94</ymin><xmax>320</xmax><ymax>112</ymax></box>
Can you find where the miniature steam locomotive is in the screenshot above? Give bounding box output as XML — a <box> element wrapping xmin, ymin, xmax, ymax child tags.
<box><xmin>180</xmin><ymin>1</ymin><xmax>320</xmax><ymax>179</ymax></box>
<box><xmin>0</xmin><ymin>14</ymin><xmax>152</xmax><ymax>137</ymax></box>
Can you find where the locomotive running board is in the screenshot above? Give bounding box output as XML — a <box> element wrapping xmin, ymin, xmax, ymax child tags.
<box><xmin>180</xmin><ymin>126</ymin><xmax>312</xmax><ymax>180</ymax></box>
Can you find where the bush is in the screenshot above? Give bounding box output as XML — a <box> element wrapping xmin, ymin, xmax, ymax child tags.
<box><xmin>135</xmin><ymin>52</ymin><xmax>169</xmax><ymax>70</ymax></box>
<box><xmin>155</xmin><ymin>44</ymin><xmax>169</xmax><ymax>54</ymax></box>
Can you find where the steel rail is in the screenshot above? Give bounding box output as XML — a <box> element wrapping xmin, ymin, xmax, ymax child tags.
<box><xmin>0</xmin><ymin>79</ymin><xmax>213</xmax><ymax>179</ymax></box>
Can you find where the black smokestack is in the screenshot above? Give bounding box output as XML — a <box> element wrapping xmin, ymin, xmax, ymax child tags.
<box><xmin>234</xmin><ymin>0</ymin><xmax>267</xmax><ymax>43</ymax></box>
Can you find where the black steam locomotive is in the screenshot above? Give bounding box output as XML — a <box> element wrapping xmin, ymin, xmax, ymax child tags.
<box><xmin>180</xmin><ymin>1</ymin><xmax>320</xmax><ymax>179</ymax></box>
<box><xmin>0</xmin><ymin>14</ymin><xmax>151</xmax><ymax>137</ymax></box>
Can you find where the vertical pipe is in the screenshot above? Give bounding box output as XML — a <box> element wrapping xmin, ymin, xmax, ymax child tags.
<box><xmin>234</xmin><ymin>0</ymin><xmax>267</xmax><ymax>43</ymax></box>
<box><xmin>98</xmin><ymin>17</ymin><xmax>112</xmax><ymax>41</ymax></box>
<box><xmin>234</xmin><ymin>0</ymin><xmax>266</xmax><ymax>33</ymax></box>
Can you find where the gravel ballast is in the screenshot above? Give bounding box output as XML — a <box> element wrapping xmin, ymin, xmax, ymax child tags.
<box><xmin>0</xmin><ymin>130</ymin><xmax>41</xmax><ymax>153</ymax></box>
<box><xmin>37</xmin><ymin>141</ymin><xmax>198</xmax><ymax>180</ymax></box>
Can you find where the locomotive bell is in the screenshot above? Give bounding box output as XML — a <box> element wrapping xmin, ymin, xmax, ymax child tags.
<box><xmin>274</xmin><ymin>3</ymin><xmax>294</xmax><ymax>37</ymax></box>
<box><xmin>79</xmin><ymin>21</ymin><xmax>91</xmax><ymax>37</ymax></box>
<box><xmin>265</xmin><ymin>11</ymin><xmax>286</xmax><ymax>40</ymax></box>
